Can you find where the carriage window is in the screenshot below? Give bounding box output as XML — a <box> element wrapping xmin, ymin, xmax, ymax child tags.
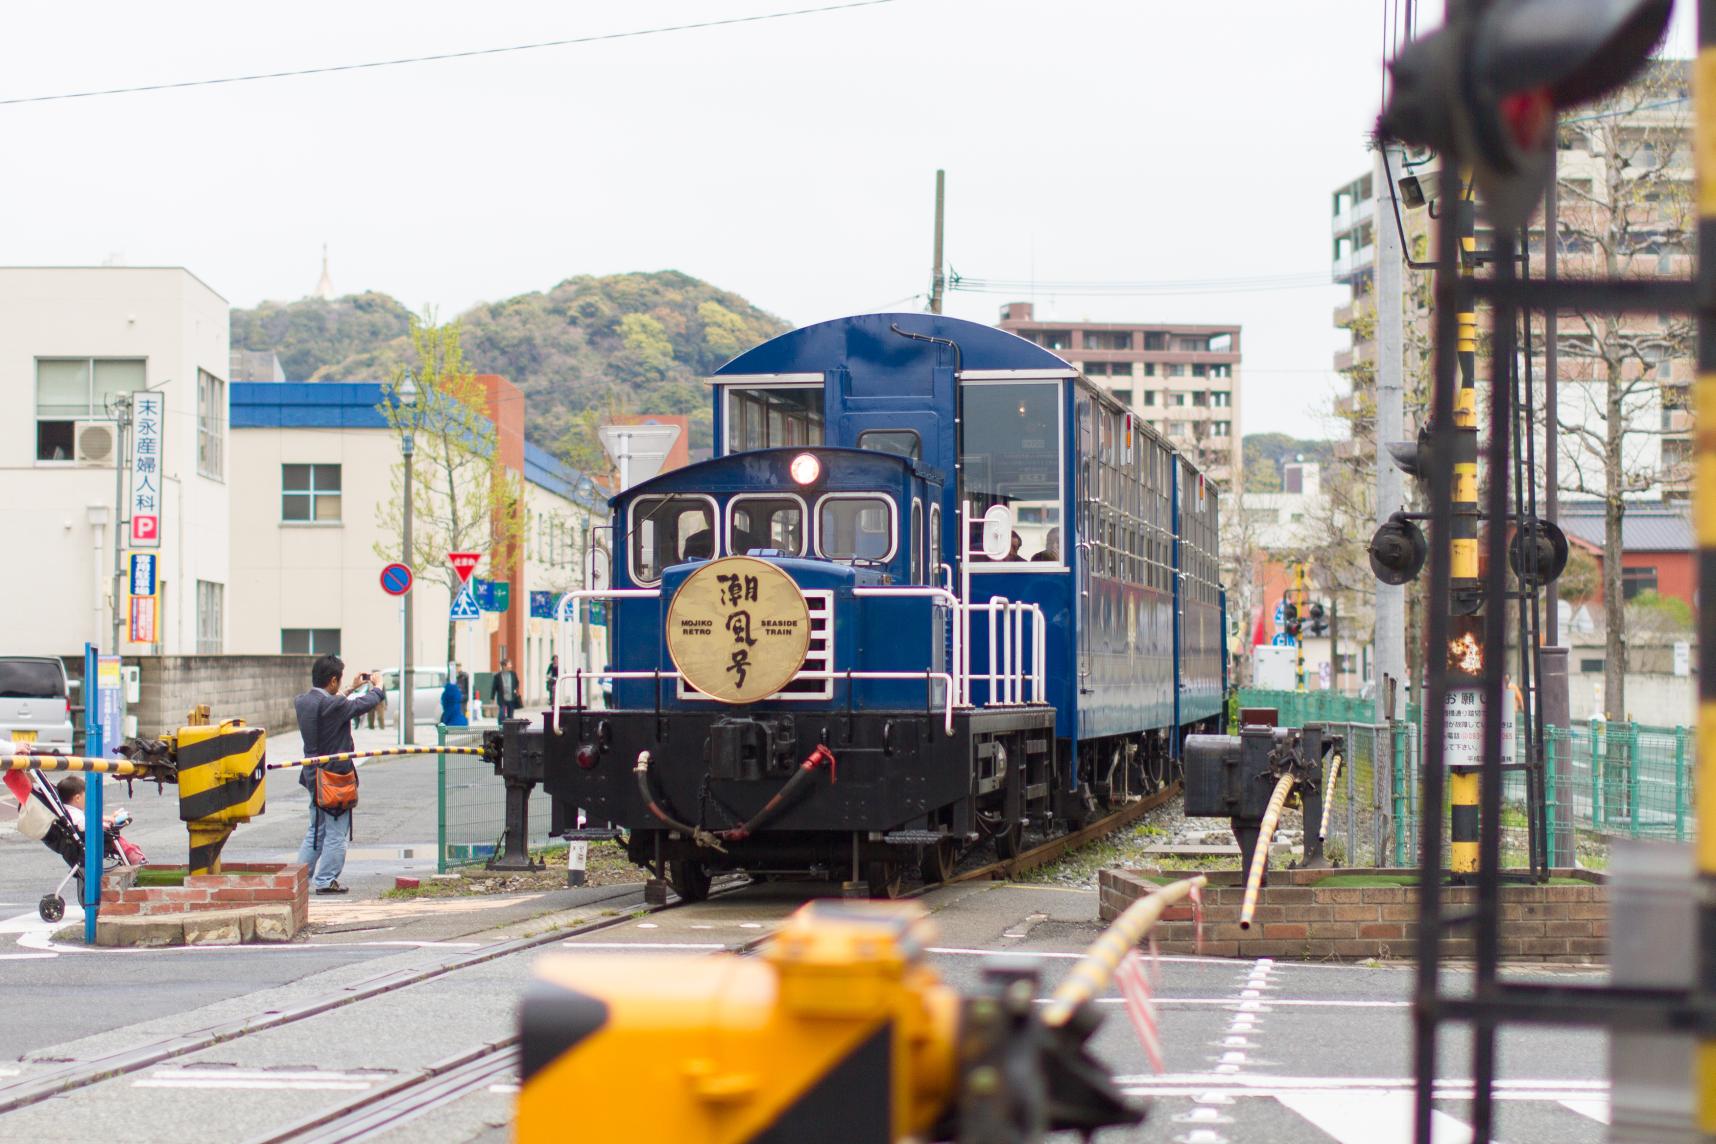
<box><xmin>729</xmin><ymin>496</ymin><xmax>804</xmax><ymax>556</ymax></box>
<box><xmin>911</xmin><ymin>500</ymin><xmax>924</xmax><ymax>582</ymax></box>
<box><xmin>817</xmin><ymin>495</ymin><xmax>896</xmax><ymax>562</ymax></box>
<box><xmin>724</xmin><ymin>386</ymin><xmax>823</xmax><ymax>455</ymax></box>
<box><xmin>858</xmin><ymin>429</ymin><xmax>921</xmax><ymax>463</ymax></box>
<box><xmin>630</xmin><ymin>496</ymin><xmax>717</xmax><ymax>584</ymax></box>
<box><xmin>961</xmin><ymin>381</ymin><xmax>1063</xmax><ymax>565</ymax></box>
<box><xmin>929</xmin><ymin>504</ymin><xmax>942</xmax><ymax>579</ymax></box>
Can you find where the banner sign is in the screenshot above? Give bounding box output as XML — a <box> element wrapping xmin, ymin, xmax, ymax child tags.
<box><xmin>129</xmin><ymin>596</ymin><xmax>157</xmax><ymax>644</ymax></box>
<box><xmin>474</xmin><ymin>578</ymin><xmax>511</xmax><ymax>613</ymax></box>
<box><xmin>529</xmin><ymin>590</ymin><xmax>562</xmax><ymax>620</ymax></box>
<box><xmin>129</xmin><ymin>392</ymin><xmax>165</xmax><ymax>548</ymax></box>
<box><xmin>128</xmin><ymin>552</ymin><xmax>157</xmax><ymax>598</ymax></box>
<box><xmin>97</xmin><ymin>656</ymin><xmax>124</xmax><ymax>759</ymax></box>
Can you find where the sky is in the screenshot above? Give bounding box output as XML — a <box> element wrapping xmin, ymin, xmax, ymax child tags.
<box><xmin>0</xmin><ymin>1</ymin><xmax>1699</xmax><ymax>441</ymax></box>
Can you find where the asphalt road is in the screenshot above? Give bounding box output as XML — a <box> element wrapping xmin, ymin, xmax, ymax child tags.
<box><xmin>0</xmin><ymin>733</ymin><xmax>1611</xmax><ymax>1143</ymax></box>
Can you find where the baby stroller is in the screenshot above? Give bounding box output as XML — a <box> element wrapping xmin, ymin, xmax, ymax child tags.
<box><xmin>14</xmin><ymin>771</ymin><xmax>145</xmax><ymax>922</ymax></box>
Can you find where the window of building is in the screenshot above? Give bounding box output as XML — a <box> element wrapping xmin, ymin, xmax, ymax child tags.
<box><xmin>197</xmin><ymin>369</ymin><xmax>225</xmax><ymax>480</ymax></box>
<box><xmin>816</xmin><ymin>495</ymin><xmax>895</xmax><ymax>562</ymax></box>
<box><xmin>1622</xmin><ymin>565</ymin><xmax>1658</xmax><ymax>599</ymax></box>
<box><xmin>1192</xmin><ymin>391</ymin><xmax>1208</xmax><ymax>407</ymax></box>
<box><xmin>724</xmin><ymin>386</ymin><xmax>823</xmax><ymax>455</ymax></box>
<box><xmin>282</xmin><ymin>464</ymin><xmax>342</xmax><ymax>522</ymax></box>
<box><xmin>1038</xmin><ymin>330</ymin><xmax>1072</xmax><ymax>351</ymax></box>
<box><xmin>1083</xmin><ymin>331</ymin><xmax>1131</xmax><ymax>351</ymax></box>
<box><xmin>959</xmin><ymin>382</ymin><xmax>1064</xmax><ymax>552</ymax></box>
<box><xmin>631</xmin><ymin>495</ymin><xmax>717</xmax><ymax>584</ymax></box>
<box><xmin>1170</xmin><ymin>392</ymin><xmax>1187</xmax><ymax>406</ymax></box>
<box><xmin>1168</xmin><ymin>364</ymin><xmax>1187</xmax><ymax>377</ymax></box>
<box><xmin>282</xmin><ymin>628</ymin><xmax>341</xmax><ymax>655</ymax></box>
<box><xmin>1175</xmin><ymin>336</ymin><xmax>1209</xmax><ymax>353</ymax></box>
<box><xmin>1209</xmin><ymin>333</ymin><xmax>1233</xmax><ymax>353</ymax></box>
<box><xmin>1169</xmin><ymin>420</ymin><xmax>1192</xmax><ymax>437</ymax></box>
<box><xmin>1579</xmin><ymin>658</ymin><xmax>1605</xmax><ymax>673</ymax></box>
<box><xmin>1143</xmin><ymin>390</ymin><xmax>1157</xmax><ymax>406</ymax></box>
<box><xmin>1212</xmin><ymin>391</ymin><xmax>1232</xmax><ymax>407</ymax></box>
<box><xmin>1192</xmin><ymin>364</ymin><xmax>1208</xmax><ymax>378</ymax></box>
<box><xmin>35</xmin><ymin>358</ymin><xmax>146</xmax><ymax>461</ymax></box>
<box><xmin>1210</xmin><ymin>364</ymin><xmax>1232</xmax><ymax>378</ymax></box>
<box><xmin>728</xmin><ymin>495</ymin><xmax>805</xmax><ymax>556</ymax></box>
<box><xmin>196</xmin><ymin>581</ymin><xmax>224</xmax><ymax>654</ymax></box>
<box><xmin>1143</xmin><ymin>333</ymin><xmax>1166</xmax><ymax>351</ymax></box>
<box><xmin>857</xmin><ymin>429</ymin><xmax>921</xmax><ymax>463</ymax></box>
<box><xmin>1211</xmin><ymin>421</ymin><xmax>1232</xmax><ymax>437</ymax></box>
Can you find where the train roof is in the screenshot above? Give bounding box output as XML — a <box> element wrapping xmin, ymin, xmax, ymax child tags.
<box><xmin>712</xmin><ymin>312</ymin><xmax>1075</xmax><ymax>378</ymax></box>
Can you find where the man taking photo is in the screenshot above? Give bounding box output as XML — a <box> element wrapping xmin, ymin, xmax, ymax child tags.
<box><xmin>294</xmin><ymin>655</ymin><xmax>383</xmax><ymax>895</ymax></box>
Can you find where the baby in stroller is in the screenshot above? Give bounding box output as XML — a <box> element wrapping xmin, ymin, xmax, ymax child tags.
<box><xmin>11</xmin><ymin>770</ymin><xmax>146</xmax><ymax>922</ymax></box>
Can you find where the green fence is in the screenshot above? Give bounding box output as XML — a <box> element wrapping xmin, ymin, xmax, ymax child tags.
<box><xmin>435</xmin><ymin>722</ymin><xmax>556</xmax><ymax>873</ymax></box>
<box><xmin>1234</xmin><ymin>690</ymin><xmax>1696</xmax><ymax>863</ymax></box>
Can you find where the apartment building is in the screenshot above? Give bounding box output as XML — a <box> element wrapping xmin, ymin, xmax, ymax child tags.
<box><xmin>995</xmin><ymin>303</ymin><xmax>1241</xmax><ymax>487</ymax></box>
<box><xmin>0</xmin><ymin>267</ymin><xmax>231</xmax><ymax>657</ymax></box>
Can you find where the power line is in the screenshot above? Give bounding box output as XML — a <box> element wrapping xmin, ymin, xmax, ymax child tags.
<box><xmin>0</xmin><ymin>0</ymin><xmax>901</xmax><ymax>107</ymax></box>
<box><xmin>950</xmin><ymin>270</ymin><xmax>1338</xmax><ymax>298</ymax></box>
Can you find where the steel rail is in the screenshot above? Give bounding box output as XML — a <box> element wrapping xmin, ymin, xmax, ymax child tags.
<box><xmin>949</xmin><ymin>778</ymin><xmax>1182</xmax><ymax>885</ymax></box>
<box><xmin>0</xmin><ymin>879</ymin><xmax>741</xmax><ymax>1117</ymax></box>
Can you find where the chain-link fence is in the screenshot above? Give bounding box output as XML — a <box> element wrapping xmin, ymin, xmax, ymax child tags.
<box><xmin>1235</xmin><ymin>690</ymin><xmax>1697</xmax><ymax>868</ymax></box>
<box><xmin>435</xmin><ymin>722</ymin><xmax>556</xmax><ymax>872</ymax></box>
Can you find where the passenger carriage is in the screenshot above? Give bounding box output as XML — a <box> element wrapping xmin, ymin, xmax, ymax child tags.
<box><xmin>543</xmin><ymin>313</ymin><xmax>1226</xmax><ymax>898</ymax></box>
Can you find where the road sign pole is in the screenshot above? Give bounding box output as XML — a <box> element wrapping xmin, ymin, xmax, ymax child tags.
<box><xmin>398</xmin><ymin>596</ymin><xmax>407</xmax><ymax>747</ymax></box>
<box><xmin>82</xmin><ymin>641</ymin><xmax>102</xmax><ymax>944</ymax></box>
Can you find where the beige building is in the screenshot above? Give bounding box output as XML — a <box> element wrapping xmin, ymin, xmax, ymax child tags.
<box><xmin>0</xmin><ymin>267</ymin><xmax>231</xmax><ymax>657</ymax></box>
<box><xmin>228</xmin><ymin>382</ymin><xmax>608</xmax><ymax>706</ymax></box>
<box><xmin>995</xmin><ymin>303</ymin><xmax>1241</xmax><ymax>487</ymax></box>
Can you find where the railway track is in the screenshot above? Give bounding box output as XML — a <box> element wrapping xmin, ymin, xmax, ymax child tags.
<box><xmin>949</xmin><ymin>779</ymin><xmax>1182</xmax><ymax>885</ymax></box>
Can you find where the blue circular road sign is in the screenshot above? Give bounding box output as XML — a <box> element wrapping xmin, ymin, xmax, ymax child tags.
<box><xmin>381</xmin><ymin>562</ymin><xmax>414</xmax><ymax>596</ymax></box>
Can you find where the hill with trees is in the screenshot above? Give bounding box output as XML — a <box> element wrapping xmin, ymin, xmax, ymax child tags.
<box><xmin>229</xmin><ymin>271</ymin><xmax>789</xmax><ymax>462</ymax></box>
<box><xmin>1242</xmin><ymin>433</ymin><xmax>1338</xmax><ymax>492</ymax></box>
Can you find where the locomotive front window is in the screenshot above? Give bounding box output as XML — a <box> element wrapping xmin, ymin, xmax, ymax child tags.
<box><xmin>858</xmin><ymin>429</ymin><xmax>921</xmax><ymax>463</ymax></box>
<box><xmin>630</xmin><ymin>496</ymin><xmax>718</xmax><ymax>585</ymax></box>
<box><xmin>816</xmin><ymin>495</ymin><xmax>896</xmax><ymax>562</ymax></box>
<box><xmin>960</xmin><ymin>381</ymin><xmax>1064</xmax><ymax>565</ymax></box>
<box><xmin>728</xmin><ymin>496</ymin><xmax>805</xmax><ymax>556</ymax></box>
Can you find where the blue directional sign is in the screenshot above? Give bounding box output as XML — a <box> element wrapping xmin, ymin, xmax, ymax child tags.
<box><xmin>1272</xmin><ymin>600</ymin><xmax>1285</xmax><ymax>633</ymax></box>
<box><xmin>129</xmin><ymin>552</ymin><xmax>157</xmax><ymax>598</ymax></box>
<box><xmin>1272</xmin><ymin>632</ymin><xmax>1298</xmax><ymax>648</ymax></box>
<box><xmin>450</xmin><ymin>584</ymin><xmax>481</xmax><ymax>621</ymax></box>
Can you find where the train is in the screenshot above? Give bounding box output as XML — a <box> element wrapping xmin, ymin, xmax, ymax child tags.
<box><xmin>530</xmin><ymin>312</ymin><xmax>1227</xmax><ymax>898</ymax></box>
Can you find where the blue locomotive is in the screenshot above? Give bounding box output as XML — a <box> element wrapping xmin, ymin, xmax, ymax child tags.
<box><xmin>539</xmin><ymin>312</ymin><xmax>1227</xmax><ymax>898</ymax></box>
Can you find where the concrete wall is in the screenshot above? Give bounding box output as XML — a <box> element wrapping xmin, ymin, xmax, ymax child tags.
<box><xmin>1567</xmin><ymin>671</ymin><xmax>1695</xmax><ymax>726</ymax></box>
<box><xmin>0</xmin><ymin>267</ymin><xmax>231</xmax><ymax>657</ymax></box>
<box><xmin>132</xmin><ymin>655</ymin><xmax>316</xmax><ymax>736</ymax></box>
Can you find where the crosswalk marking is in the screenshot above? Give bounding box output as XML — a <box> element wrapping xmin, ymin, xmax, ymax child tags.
<box><xmin>1276</xmin><ymin>1092</ymin><xmax>1496</xmax><ymax>1144</ymax></box>
<box><xmin>1559</xmin><ymin>1098</ymin><xmax>1610</xmax><ymax>1124</ymax></box>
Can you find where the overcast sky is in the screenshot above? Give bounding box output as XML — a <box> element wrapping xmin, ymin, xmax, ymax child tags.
<box><xmin>0</xmin><ymin>1</ymin><xmax>1698</xmax><ymax>440</ymax></box>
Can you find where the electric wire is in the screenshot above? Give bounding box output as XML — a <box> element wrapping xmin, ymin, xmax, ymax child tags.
<box><xmin>0</xmin><ymin>0</ymin><xmax>901</xmax><ymax>107</ymax></box>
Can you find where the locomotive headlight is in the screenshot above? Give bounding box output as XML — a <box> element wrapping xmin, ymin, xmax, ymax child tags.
<box><xmin>789</xmin><ymin>452</ymin><xmax>821</xmax><ymax>485</ymax></box>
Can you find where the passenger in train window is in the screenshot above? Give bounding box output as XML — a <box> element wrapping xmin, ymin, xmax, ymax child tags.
<box><xmin>1006</xmin><ymin>532</ymin><xmax>1023</xmax><ymax>561</ymax></box>
<box><xmin>1032</xmin><ymin>528</ymin><xmax>1060</xmax><ymax>563</ymax></box>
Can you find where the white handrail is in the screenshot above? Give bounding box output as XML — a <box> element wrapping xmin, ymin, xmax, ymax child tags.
<box><xmin>553</xmin><ymin>588</ymin><xmax>663</xmax><ymax>709</ymax></box>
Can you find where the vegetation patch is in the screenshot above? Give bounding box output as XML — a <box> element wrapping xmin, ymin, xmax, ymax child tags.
<box><xmin>134</xmin><ymin>867</ymin><xmax>188</xmax><ymax>887</ymax></box>
<box><xmin>382</xmin><ymin>842</ymin><xmax>640</xmax><ymax>899</ymax></box>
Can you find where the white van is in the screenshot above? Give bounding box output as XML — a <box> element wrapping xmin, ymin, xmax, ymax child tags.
<box><xmin>0</xmin><ymin>657</ymin><xmax>75</xmax><ymax>749</ymax></box>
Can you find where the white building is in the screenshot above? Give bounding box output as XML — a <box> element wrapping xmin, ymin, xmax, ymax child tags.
<box><xmin>0</xmin><ymin>267</ymin><xmax>230</xmax><ymax>657</ymax></box>
<box><xmin>228</xmin><ymin>381</ymin><xmax>608</xmax><ymax>704</ymax></box>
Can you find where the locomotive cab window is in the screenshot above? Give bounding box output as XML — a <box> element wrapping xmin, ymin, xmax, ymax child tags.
<box><xmin>960</xmin><ymin>380</ymin><xmax>1064</xmax><ymax>566</ymax></box>
<box><xmin>724</xmin><ymin>386</ymin><xmax>823</xmax><ymax>454</ymax></box>
<box><xmin>728</xmin><ymin>495</ymin><xmax>805</xmax><ymax>556</ymax></box>
<box><xmin>630</xmin><ymin>496</ymin><xmax>718</xmax><ymax>584</ymax></box>
<box><xmin>857</xmin><ymin>429</ymin><xmax>921</xmax><ymax>463</ymax></box>
<box><xmin>816</xmin><ymin>494</ymin><xmax>896</xmax><ymax>562</ymax></box>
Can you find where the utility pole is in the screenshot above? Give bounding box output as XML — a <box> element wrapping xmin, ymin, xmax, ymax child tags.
<box><xmin>928</xmin><ymin>169</ymin><xmax>946</xmax><ymax>315</ymax></box>
<box><xmin>1373</xmin><ymin>144</ymin><xmax>1408</xmax><ymax>723</ymax></box>
<box><xmin>399</xmin><ymin>374</ymin><xmax>419</xmax><ymax>747</ymax></box>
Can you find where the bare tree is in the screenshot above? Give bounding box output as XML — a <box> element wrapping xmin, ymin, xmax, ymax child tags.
<box><xmin>1550</xmin><ymin>61</ymin><xmax>1692</xmax><ymax>721</ymax></box>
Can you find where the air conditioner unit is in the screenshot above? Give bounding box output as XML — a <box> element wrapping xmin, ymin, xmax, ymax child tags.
<box><xmin>74</xmin><ymin>420</ymin><xmax>116</xmax><ymax>466</ymax></box>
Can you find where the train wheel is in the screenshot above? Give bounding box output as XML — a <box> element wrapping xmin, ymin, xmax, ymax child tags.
<box><xmin>866</xmin><ymin>860</ymin><xmax>904</xmax><ymax>899</ymax></box>
<box><xmin>669</xmin><ymin>859</ymin><xmax>712</xmax><ymax>904</ymax></box>
<box><xmin>918</xmin><ymin>840</ymin><xmax>957</xmax><ymax>885</ymax></box>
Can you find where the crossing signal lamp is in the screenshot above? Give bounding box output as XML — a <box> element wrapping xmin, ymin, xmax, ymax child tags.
<box><xmin>1283</xmin><ymin>600</ymin><xmax>1302</xmax><ymax>640</ymax></box>
<box><xmin>1508</xmin><ymin>518</ymin><xmax>1570</xmax><ymax>586</ymax></box>
<box><xmin>1369</xmin><ymin>512</ymin><xmax>1428</xmax><ymax>586</ymax></box>
<box><xmin>1308</xmin><ymin>602</ymin><xmax>1328</xmax><ymax>638</ymax></box>
<box><xmin>1378</xmin><ymin>0</ymin><xmax>1672</xmax><ymax>228</ymax></box>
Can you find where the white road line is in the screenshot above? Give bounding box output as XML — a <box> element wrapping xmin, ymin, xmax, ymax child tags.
<box><xmin>1276</xmin><ymin>1091</ymin><xmax>1494</xmax><ymax>1144</ymax></box>
<box><xmin>487</xmin><ymin>1083</ymin><xmax>520</xmax><ymax>1095</ymax></box>
<box><xmin>1113</xmin><ymin>1075</ymin><xmax>1608</xmax><ymax>1092</ymax></box>
<box><xmin>1559</xmin><ymin>1098</ymin><xmax>1610</xmax><ymax>1123</ymax></box>
<box><xmin>1041</xmin><ymin>997</ymin><xmax>1408</xmax><ymax>1008</ymax></box>
<box><xmin>562</xmin><ymin>941</ymin><xmax>727</xmax><ymax>950</ymax></box>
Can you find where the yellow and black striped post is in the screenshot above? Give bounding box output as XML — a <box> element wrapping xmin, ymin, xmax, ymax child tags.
<box><xmin>173</xmin><ymin>722</ymin><xmax>267</xmax><ymax>875</ymax></box>
<box><xmin>1448</xmin><ymin>178</ymin><xmax>1483</xmax><ymax>878</ymax></box>
<box><xmin>1693</xmin><ymin>2</ymin><xmax>1716</xmax><ymax>1126</ymax></box>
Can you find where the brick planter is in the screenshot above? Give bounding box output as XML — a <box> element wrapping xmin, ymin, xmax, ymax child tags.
<box><xmin>1098</xmin><ymin>866</ymin><xmax>1608</xmax><ymax>964</ymax></box>
<box><xmin>93</xmin><ymin>862</ymin><xmax>310</xmax><ymax>946</ymax></box>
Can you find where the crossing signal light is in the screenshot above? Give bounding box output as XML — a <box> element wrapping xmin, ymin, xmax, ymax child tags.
<box><xmin>1385</xmin><ymin>427</ymin><xmax>1434</xmax><ymax>481</ymax></box>
<box><xmin>1308</xmin><ymin>602</ymin><xmax>1328</xmax><ymax>638</ymax></box>
<box><xmin>1508</xmin><ymin>518</ymin><xmax>1570</xmax><ymax>586</ymax></box>
<box><xmin>1378</xmin><ymin>0</ymin><xmax>1672</xmax><ymax>227</ymax></box>
<box><xmin>1283</xmin><ymin>600</ymin><xmax>1302</xmax><ymax>639</ymax></box>
<box><xmin>1369</xmin><ymin>512</ymin><xmax>1429</xmax><ymax>586</ymax></box>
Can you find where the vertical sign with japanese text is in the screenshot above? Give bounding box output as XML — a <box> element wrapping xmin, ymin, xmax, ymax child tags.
<box><xmin>129</xmin><ymin>392</ymin><xmax>164</xmax><ymax>547</ymax></box>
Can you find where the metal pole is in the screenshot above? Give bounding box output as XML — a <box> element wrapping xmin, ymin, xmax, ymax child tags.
<box><xmin>1693</xmin><ymin>4</ymin><xmax>1716</xmax><ymax>1121</ymax></box>
<box><xmin>82</xmin><ymin>641</ymin><xmax>102</xmax><ymax>944</ymax></box>
<box><xmin>1543</xmin><ymin>165</ymin><xmax>1560</xmax><ymax>647</ymax></box>
<box><xmin>402</xmin><ymin>418</ymin><xmax>416</xmax><ymax>746</ymax></box>
<box><xmin>929</xmin><ymin>168</ymin><xmax>946</xmax><ymax>315</ymax></box>
<box><xmin>1374</xmin><ymin>144</ymin><xmax>1408</xmax><ymax>725</ymax></box>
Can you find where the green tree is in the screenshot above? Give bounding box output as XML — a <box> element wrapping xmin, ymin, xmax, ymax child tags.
<box><xmin>374</xmin><ymin>314</ymin><xmax>526</xmax><ymax>662</ymax></box>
